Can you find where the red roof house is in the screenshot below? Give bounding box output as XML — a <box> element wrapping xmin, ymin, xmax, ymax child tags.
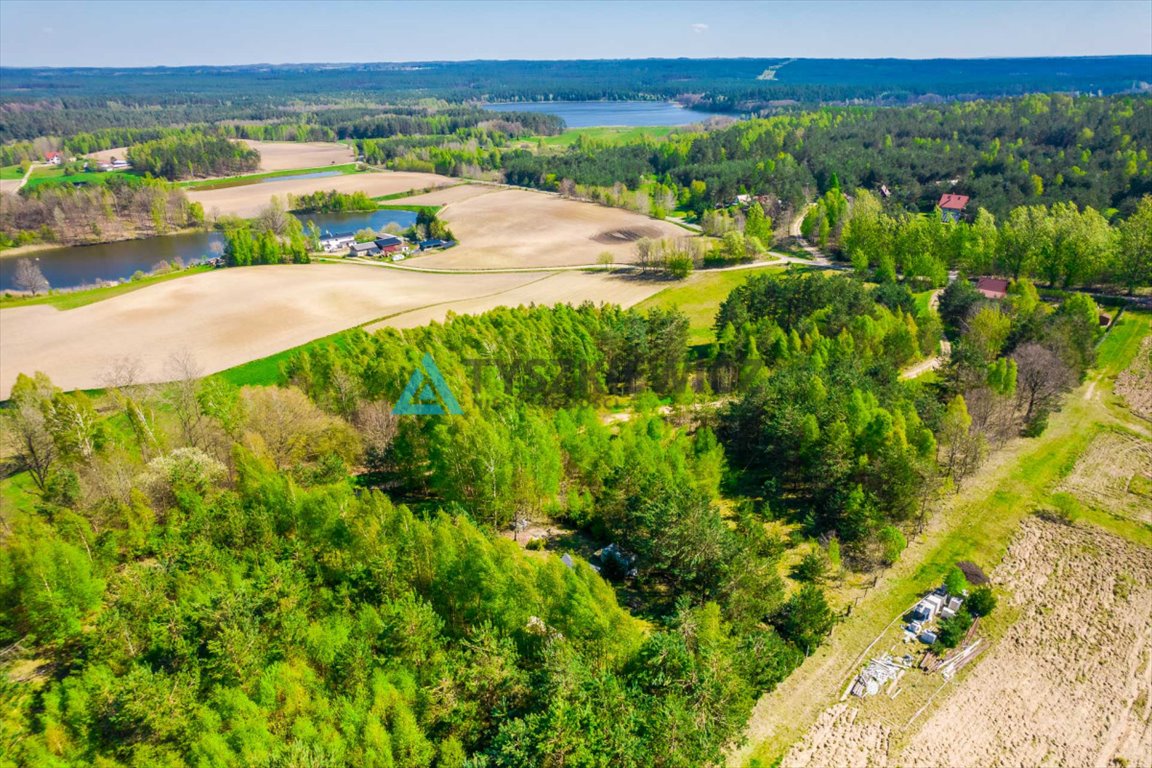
<box><xmin>976</xmin><ymin>277</ymin><xmax>1009</xmax><ymax>300</ymax></box>
<box><xmin>938</xmin><ymin>194</ymin><xmax>969</xmax><ymax>222</ymax></box>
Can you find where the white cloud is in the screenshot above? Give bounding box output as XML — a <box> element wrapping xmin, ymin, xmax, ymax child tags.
<box><xmin>691</xmin><ymin>23</ymin><xmax>709</xmax><ymax>34</ymax></box>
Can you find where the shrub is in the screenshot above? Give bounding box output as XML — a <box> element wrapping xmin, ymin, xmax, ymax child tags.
<box><xmin>965</xmin><ymin>585</ymin><xmax>997</xmax><ymax>617</ymax></box>
<box><xmin>879</xmin><ymin>526</ymin><xmax>907</xmax><ymax>565</ymax></box>
<box><xmin>944</xmin><ymin>565</ymin><xmax>969</xmax><ymax>597</ymax></box>
<box><xmin>936</xmin><ymin>608</ymin><xmax>973</xmax><ymax>648</ymax></box>
<box><xmin>790</xmin><ymin>549</ymin><xmax>827</xmax><ymax>583</ymax></box>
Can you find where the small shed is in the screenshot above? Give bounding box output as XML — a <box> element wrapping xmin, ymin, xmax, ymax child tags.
<box><xmin>976</xmin><ymin>277</ymin><xmax>1009</xmax><ymax>300</ymax></box>
<box><xmin>919</xmin><ymin>631</ymin><xmax>938</xmax><ymax>645</ymax></box>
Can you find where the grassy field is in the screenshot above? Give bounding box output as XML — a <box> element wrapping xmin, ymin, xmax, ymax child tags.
<box><xmin>636</xmin><ymin>264</ymin><xmax>787</xmax><ymax>345</ymax></box>
<box><xmin>0</xmin><ymin>266</ymin><xmax>212</xmax><ymax>311</ymax></box>
<box><xmin>22</xmin><ymin>167</ymin><xmax>139</xmax><ymax>191</ymax></box>
<box><xmin>739</xmin><ymin>310</ymin><xmax>1152</xmax><ymax>767</ymax></box>
<box><xmin>520</xmin><ymin>126</ymin><xmax>682</xmax><ymax>150</ymax></box>
<box><xmin>179</xmin><ymin>163</ymin><xmax>363</xmax><ymax>191</ymax></box>
<box><xmin>0</xmin><ymin>164</ymin><xmax>24</xmax><ymax>180</ymax></box>
<box><xmin>213</xmin><ymin>330</ymin><xmax>351</xmax><ymax>388</ymax></box>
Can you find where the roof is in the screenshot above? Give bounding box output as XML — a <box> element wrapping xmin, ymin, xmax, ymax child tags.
<box><xmin>374</xmin><ymin>235</ymin><xmax>404</xmax><ymax>248</ymax></box>
<box><xmin>349</xmin><ymin>242</ymin><xmax>378</xmax><ymax>253</ymax></box>
<box><xmin>938</xmin><ymin>193</ymin><xmax>969</xmax><ymax>211</ymax></box>
<box><xmin>976</xmin><ymin>276</ymin><xmax>1009</xmax><ymax>299</ymax></box>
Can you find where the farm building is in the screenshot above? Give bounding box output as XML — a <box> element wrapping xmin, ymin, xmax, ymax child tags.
<box><xmin>319</xmin><ymin>235</ymin><xmax>356</xmax><ymax>253</ymax></box>
<box><xmin>938</xmin><ymin>193</ymin><xmax>969</xmax><ymax>222</ymax></box>
<box><xmin>419</xmin><ymin>238</ymin><xmax>456</xmax><ymax>251</ymax></box>
<box><xmin>976</xmin><ymin>276</ymin><xmax>1009</xmax><ymax>300</ymax></box>
<box><xmin>374</xmin><ymin>235</ymin><xmax>407</xmax><ymax>255</ymax></box>
<box><xmin>347</xmin><ymin>241</ymin><xmax>380</xmax><ymax>257</ymax></box>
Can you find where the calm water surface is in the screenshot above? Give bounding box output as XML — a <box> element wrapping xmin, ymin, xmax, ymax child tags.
<box><xmin>1</xmin><ymin>210</ymin><xmax>419</xmax><ymax>290</ymax></box>
<box><xmin>486</xmin><ymin>100</ymin><xmax>728</xmax><ymax>127</ymax></box>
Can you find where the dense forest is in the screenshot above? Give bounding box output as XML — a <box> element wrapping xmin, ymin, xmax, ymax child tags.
<box><xmin>500</xmin><ymin>95</ymin><xmax>1152</xmax><ymax>219</ymax></box>
<box><xmin>0</xmin><ymin>265</ymin><xmax>1106</xmax><ymax>764</ymax></box>
<box><xmin>127</xmin><ymin>132</ymin><xmax>260</xmax><ymax>181</ymax></box>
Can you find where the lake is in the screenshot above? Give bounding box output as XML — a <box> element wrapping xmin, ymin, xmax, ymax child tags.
<box><xmin>486</xmin><ymin>100</ymin><xmax>727</xmax><ymax>127</ymax></box>
<box><xmin>0</xmin><ymin>209</ymin><xmax>418</xmax><ymax>291</ymax></box>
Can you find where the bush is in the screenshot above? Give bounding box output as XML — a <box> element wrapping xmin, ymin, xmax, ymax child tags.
<box><xmin>944</xmin><ymin>565</ymin><xmax>969</xmax><ymax>597</ymax></box>
<box><xmin>526</xmin><ymin>538</ymin><xmax>547</xmax><ymax>551</ymax></box>
<box><xmin>965</xmin><ymin>585</ymin><xmax>997</xmax><ymax>617</ymax></box>
<box><xmin>790</xmin><ymin>549</ymin><xmax>827</xmax><ymax>583</ymax></box>
<box><xmin>879</xmin><ymin>526</ymin><xmax>907</xmax><ymax>565</ymax></box>
<box><xmin>936</xmin><ymin>608</ymin><xmax>973</xmax><ymax>648</ymax></box>
<box><xmin>772</xmin><ymin>583</ymin><xmax>835</xmax><ymax>654</ymax></box>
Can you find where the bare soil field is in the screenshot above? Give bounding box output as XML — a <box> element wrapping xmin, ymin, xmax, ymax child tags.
<box><xmin>781</xmin><ymin>516</ymin><xmax>1152</xmax><ymax>768</ymax></box>
<box><xmin>85</xmin><ymin>147</ymin><xmax>131</xmax><ymax>164</ymax></box>
<box><xmin>1117</xmin><ymin>336</ymin><xmax>1152</xmax><ymax>421</ymax></box>
<box><xmin>0</xmin><ymin>264</ymin><xmax>540</xmax><ymax>397</ymax></box>
<box><xmin>373</xmin><ymin>270</ymin><xmax>668</xmax><ymax>331</ymax></box>
<box><xmin>1058</xmin><ymin>430</ymin><xmax>1152</xmax><ymax>523</ymax></box>
<box><xmin>385</xmin><ymin>184</ymin><xmax>499</xmax><ymax>207</ymax></box>
<box><xmin>188</xmin><ymin>171</ymin><xmax>457</xmax><ymax>218</ymax></box>
<box><xmin>87</xmin><ymin>141</ymin><xmax>354</xmax><ymax>172</ymax></box>
<box><xmin>239</xmin><ymin>140</ymin><xmax>354</xmax><ymax>171</ymax></box>
<box><xmin>401</xmin><ymin>188</ymin><xmax>687</xmax><ymax>269</ymax></box>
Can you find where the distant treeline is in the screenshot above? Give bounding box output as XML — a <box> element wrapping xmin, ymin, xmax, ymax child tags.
<box><xmin>502</xmin><ymin>95</ymin><xmax>1152</xmax><ymax>220</ymax></box>
<box><xmin>2</xmin><ymin>56</ymin><xmax>1148</xmax><ymax>114</ymax></box>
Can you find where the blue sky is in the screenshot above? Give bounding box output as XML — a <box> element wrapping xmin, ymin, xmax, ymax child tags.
<box><xmin>1</xmin><ymin>0</ymin><xmax>1150</xmax><ymax>67</ymax></box>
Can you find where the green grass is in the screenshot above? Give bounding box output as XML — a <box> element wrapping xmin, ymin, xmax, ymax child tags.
<box><xmin>23</xmin><ymin>167</ymin><xmax>139</xmax><ymax>191</ymax></box>
<box><xmin>0</xmin><ymin>164</ymin><xmax>25</xmax><ymax>180</ymax></box>
<box><xmin>913</xmin><ymin>290</ymin><xmax>935</xmax><ymax>314</ymax></box>
<box><xmin>215</xmin><ymin>329</ymin><xmax>357</xmax><ymax>388</ymax></box>
<box><xmin>0</xmin><ymin>266</ymin><xmax>212</xmax><ymax>311</ymax></box>
<box><xmin>0</xmin><ymin>470</ymin><xmax>39</xmax><ymax>517</ymax></box>
<box><xmin>1095</xmin><ymin>309</ymin><xmax>1148</xmax><ymax>377</ymax></box>
<box><xmin>178</xmin><ymin>163</ymin><xmax>363</xmax><ymax>191</ymax></box>
<box><xmin>636</xmin><ymin>265</ymin><xmax>786</xmax><ymax>345</ymax></box>
<box><xmin>525</xmin><ymin>126</ymin><xmax>681</xmax><ymax>150</ymax></box>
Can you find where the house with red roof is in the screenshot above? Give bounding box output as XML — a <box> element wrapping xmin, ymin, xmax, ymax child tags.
<box><xmin>938</xmin><ymin>193</ymin><xmax>969</xmax><ymax>222</ymax></box>
<box><xmin>45</xmin><ymin>151</ymin><xmax>62</xmax><ymax>165</ymax></box>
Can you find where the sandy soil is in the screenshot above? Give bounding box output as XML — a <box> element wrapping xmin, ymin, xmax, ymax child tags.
<box><xmin>239</xmin><ymin>140</ymin><xmax>354</xmax><ymax>171</ymax></box>
<box><xmin>385</xmin><ymin>183</ymin><xmax>497</xmax><ymax>207</ymax></box>
<box><xmin>188</xmin><ymin>171</ymin><xmax>457</xmax><ymax>218</ymax></box>
<box><xmin>780</xmin><ymin>704</ymin><xmax>891</xmax><ymax>768</ymax></box>
<box><xmin>87</xmin><ymin>141</ymin><xmax>354</xmax><ymax>173</ymax></box>
<box><xmin>0</xmin><ymin>179</ymin><xmax>24</xmax><ymax>195</ymax></box>
<box><xmin>0</xmin><ymin>264</ymin><xmax>539</xmax><ymax>397</ymax></box>
<box><xmin>780</xmin><ymin>516</ymin><xmax>1152</xmax><ymax>768</ymax></box>
<box><xmin>373</xmin><ymin>270</ymin><xmax>667</xmax><ymax>331</ymax></box>
<box><xmin>1058</xmin><ymin>431</ymin><xmax>1152</xmax><ymax>523</ymax></box>
<box><xmin>85</xmin><ymin>147</ymin><xmax>132</xmax><ymax>165</ymax></box>
<box><xmin>1117</xmin><ymin>336</ymin><xmax>1152</xmax><ymax>421</ymax></box>
<box><xmin>402</xmin><ymin>188</ymin><xmax>688</xmax><ymax>269</ymax></box>
<box><xmin>0</xmin><ymin>265</ymin><xmax>671</xmax><ymax>398</ymax></box>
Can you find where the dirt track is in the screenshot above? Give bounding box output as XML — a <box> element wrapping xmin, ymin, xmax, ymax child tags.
<box><xmin>780</xmin><ymin>516</ymin><xmax>1152</xmax><ymax>768</ymax></box>
<box><xmin>0</xmin><ymin>264</ymin><xmax>670</xmax><ymax>397</ymax></box>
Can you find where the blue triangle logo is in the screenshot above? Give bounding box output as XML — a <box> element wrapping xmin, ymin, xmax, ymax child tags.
<box><xmin>393</xmin><ymin>353</ymin><xmax>463</xmax><ymax>415</ymax></box>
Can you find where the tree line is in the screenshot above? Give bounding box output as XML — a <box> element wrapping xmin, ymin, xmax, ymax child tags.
<box><xmin>0</xmin><ymin>175</ymin><xmax>204</xmax><ymax>247</ymax></box>
<box><xmin>127</xmin><ymin>131</ymin><xmax>260</xmax><ymax>181</ymax></box>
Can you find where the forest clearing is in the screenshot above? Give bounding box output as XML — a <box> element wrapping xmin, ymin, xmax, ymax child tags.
<box><xmin>735</xmin><ymin>311</ymin><xmax>1152</xmax><ymax>767</ymax></box>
